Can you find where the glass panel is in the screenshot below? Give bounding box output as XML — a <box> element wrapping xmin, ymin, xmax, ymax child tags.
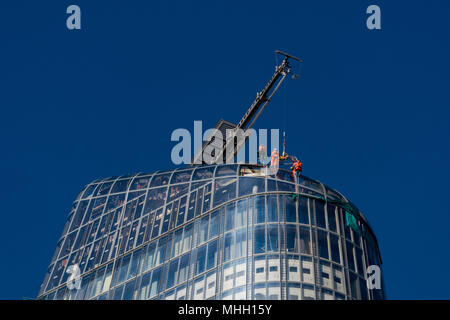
<box><xmin>215</xmin><ymin>164</ymin><xmax>238</xmax><ymax>177</ymax></box>
<box><xmin>267</xmin><ymin>225</ymin><xmax>279</xmax><ymax>252</ymax></box>
<box><xmin>172</xmin><ymin>229</ymin><xmax>183</xmax><ymax>258</ymax></box>
<box><xmin>286</xmin><ymin>224</ymin><xmax>299</xmax><ymax>253</ymax></box>
<box><xmin>284</xmin><ymin>195</ymin><xmax>297</xmax><ymax>223</ymax></box>
<box><xmin>206</xmin><ymin>239</ymin><xmax>218</xmax><ymax>270</ymax></box>
<box><xmin>235</xmin><ymin>228</ymin><xmax>247</xmax><ymax>259</ymax></box>
<box><xmin>129</xmin><ymin>175</ymin><xmax>151</xmax><ymax>191</ymax></box>
<box><xmin>149</xmin><ymin>267</ymin><xmax>162</xmax><ymax>298</ymax></box>
<box><xmin>155</xmin><ymin>236</ymin><xmax>168</xmax><ymax>266</ymax></box>
<box><xmin>111</xmin><ymin>179</ymin><xmax>131</xmax><ymax>193</ymax></box>
<box><xmin>330</xmin><ymin>234</ymin><xmax>341</xmax><ymax>264</ymax></box>
<box><xmin>315</xmin><ymin>201</ymin><xmax>326</xmax><ymax>229</ymax></box>
<box><xmin>299</xmin><ymin>227</ymin><xmax>311</xmax><ymax>255</ymax></box>
<box><xmin>143</xmin><ymin>187</ymin><xmax>167</xmax><ymax>215</ymax></box>
<box><xmin>182</xmin><ymin>223</ymin><xmax>194</xmax><ymax>253</ymax></box>
<box><xmin>317</xmin><ymin>230</ymin><xmax>329</xmax><ymax>259</ymax></box>
<box><xmin>195</xmin><ymin>245</ymin><xmax>207</xmax><ymax>276</ymax></box>
<box><xmin>198</xmin><ymin>215</ymin><xmax>209</xmax><ymax>245</ymax></box>
<box><xmin>213</xmin><ymin>177</ymin><xmax>237</xmax><ymax>207</ymax></box>
<box><xmin>254</xmin><ymin>196</ymin><xmax>265</xmax><ymax>224</ymax></box>
<box><xmin>276</xmin><ymin>169</ymin><xmax>295</xmax><ymax>183</ymax></box>
<box><xmin>297</xmin><ymin>197</ymin><xmax>309</xmax><ymax>224</ymax></box>
<box><xmin>178</xmin><ymin>253</ymin><xmax>190</xmax><ymax>284</ymax></box>
<box><xmin>254</xmin><ymin>225</ymin><xmax>266</xmax><ymax>254</ymax></box>
<box><xmin>238</xmin><ymin>177</ymin><xmax>265</xmax><ymax>196</ymax></box>
<box><xmin>122</xmin><ymin>279</ymin><xmax>136</xmax><ymax>300</ymax></box>
<box><xmin>192</xmin><ymin>166</ymin><xmax>215</xmax><ymax>181</ymax></box>
<box><xmin>138</xmin><ymin>272</ymin><xmax>151</xmax><ymax>300</ymax></box>
<box><xmin>235</xmin><ymin>199</ymin><xmax>247</xmax><ymax>229</ymax></box>
<box><xmin>225</xmin><ymin>202</ymin><xmax>235</xmax><ymax>232</ymax></box>
<box><xmin>168</xmin><ymin>183</ymin><xmax>189</xmax><ymax>202</ymax></box>
<box><xmin>170</xmin><ymin>169</ymin><xmax>193</xmax><ymax>184</ymax></box>
<box><xmin>346</xmin><ymin>242</ymin><xmax>355</xmax><ymax>271</ymax></box>
<box><xmin>223</xmin><ymin>232</ymin><xmax>235</xmax><ymax>262</ymax></box>
<box><xmin>150</xmin><ymin>173</ymin><xmax>171</xmax><ymax>187</ymax></box>
<box><xmin>166</xmin><ymin>258</ymin><xmax>179</xmax><ymax>289</ymax></box>
<box><xmin>327</xmin><ymin>204</ymin><xmax>337</xmax><ymax>232</ymax></box>
<box><xmin>267</xmin><ymin>195</ymin><xmax>278</xmax><ymax>222</ymax></box>
<box><xmin>208</xmin><ymin>210</ymin><xmax>219</xmax><ymax>240</ymax></box>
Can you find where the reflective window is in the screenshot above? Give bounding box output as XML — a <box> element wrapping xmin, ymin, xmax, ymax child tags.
<box><xmin>317</xmin><ymin>230</ymin><xmax>329</xmax><ymax>260</ymax></box>
<box><xmin>150</xmin><ymin>173</ymin><xmax>171</xmax><ymax>187</ymax></box>
<box><xmin>213</xmin><ymin>177</ymin><xmax>237</xmax><ymax>207</ymax></box>
<box><xmin>192</xmin><ymin>166</ymin><xmax>214</xmax><ymax>181</ymax></box>
<box><xmin>238</xmin><ymin>177</ymin><xmax>265</xmax><ymax>196</ymax></box>
<box><xmin>40</xmin><ymin>166</ymin><xmax>382</xmax><ymax>301</ymax></box>
<box><xmin>215</xmin><ymin>164</ymin><xmax>238</xmax><ymax>177</ymax></box>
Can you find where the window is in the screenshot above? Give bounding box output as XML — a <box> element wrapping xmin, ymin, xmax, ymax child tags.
<box><xmin>150</xmin><ymin>173</ymin><xmax>171</xmax><ymax>187</ymax></box>
<box><xmin>149</xmin><ymin>267</ymin><xmax>161</xmax><ymax>298</ymax></box>
<box><xmin>225</xmin><ymin>203</ymin><xmax>235</xmax><ymax>232</ymax></box>
<box><xmin>208</xmin><ymin>211</ymin><xmax>219</xmax><ymax>239</ymax></box>
<box><xmin>215</xmin><ymin>164</ymin><xmax>238</xmax><ymax>177</ymax></box>
<box><xmin>213</xmin><ymin>178</ymin><xmax>237</xmax><ymax>207</ymax></box>
<box><xmin>267</xmin><ymin>195</ymin><xmax>278</xmax><ymax>222</ymax></box>
<box><xmin>254</xmin><ymin>225</ymin><xmax>266</xmax><ymax>254</ymax></box>
<box><xmin>267</xmin><ymin>225</ymin><xmax>279</xmax><ymax>252</ymax></box>
<box><xmin>206</xmin><ymin>240</ymin><xmax>218</xmax><ymax>270</ymax></box>
<box><xmin>238</xmin><ymin>177</ymin><xmax>265</xmax><ymax>196</ymax></box>
<box><xmin>284</xmin><ymin>195</ymin><xmax>297</xmax><ymax>223</ymax></box>
<box><xmin>256</xmin><ymin>267</ymin><xmax>264</xmax><ymax>273</ymax></box>
<box><xmin>299</xmin><ymin>227</ymin><xmax>311</xmax><ymax>255</ymax></box>
<box><xmin>166</xmin><ymin>258</ymin><xmax>179</xmax><ymax>289</ymax></box>
<box><xmin>235</xmin><ymin>199</ymin><xmax>247</xmax><ymax>229</ymax></box>
<box><xmin>286</xmin><ymin>224</ymin><xmax>299</xmax><ymax>253</ymax></box>
<box><xmin>178</xmin><ymin>253</ymin><xmax>190</xmax><ymax>284</ymax></box>
<box><xmin>195</xmin><ymin>245</ymin><xmax>207</xmax><ymax>276</ymax></box>
<box><xmin>235</xmin><ymin>228</ymin><xmax>247</xmax><ymax>259</ymax></box>
<box><xmin>327</xmin><ymin>205</ymin><xmax>337</xmax><ymax>232</ymax></box>
<box><xmin>223</xmin><ymin>232</ymin><xmax>235</xmax><ymax>262</ymax></box>
<box><xmin>346</xmin><ymin>242</ymin><xmax>355</xmax><ymax>271</ymax></box>
<box><xmin>330</xmin><ymin>234</ymin><xmax>341</xmax><ymax>264</ymax></box>
<box><xmin>182</xmin><ymin>223</ymin><xmax>193</xmax><ymax>253</ymax></box>
<box><xmin>317</xmin><ymin>230</ymin><xmax>329</xmax><ymax>260</ymax></box>
<box><xmin>192</xmin><ymin>166</ymin><xmax>214</xmax><ymax>181</ymax></box>
<box><xmin>315</xmin><ymin>201</ymin><xmax>326</xmax><ymax>228</ymax></box>
<box><xmin>298</xmin><ymin>197</ymin><xmax>309</xmax><ymax>224</ymax></box>
<box><xmin>254</xmin><ymin>196</ymin><xmax>265</xmax><ymax>224</ymax></box>
<box><xmin>170</xmin><ymin>169</ymin><xmax>193</xmax><ymax>184</ymax></box>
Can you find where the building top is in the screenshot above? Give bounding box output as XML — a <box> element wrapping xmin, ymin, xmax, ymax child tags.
<box><xmin>75</xmin><ymin>163</ymin><xmax>374</xmax><ymax>236</ymax></box>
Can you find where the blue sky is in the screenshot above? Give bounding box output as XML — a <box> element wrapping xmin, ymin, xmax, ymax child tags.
<box><xmin>0</xmin><ymin>0</ymin><xmax>449</xmax><ymax>299</ymax></box>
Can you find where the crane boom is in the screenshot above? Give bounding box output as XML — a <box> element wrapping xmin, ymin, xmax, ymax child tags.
<box><xmin>191</xmin><ymin>51</ymin><xmax>301</xmax><ymax>165</ymax></box>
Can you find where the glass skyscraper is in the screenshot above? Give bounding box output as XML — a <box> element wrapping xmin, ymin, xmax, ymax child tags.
<box><xmin>37</xmin><ymin>164</ymin><xmax>385</xmax><ymax>300</ymax></box>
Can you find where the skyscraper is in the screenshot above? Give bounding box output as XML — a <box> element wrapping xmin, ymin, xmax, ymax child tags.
<box><xmin>37</xmin><ymin>163</ymin><xmax>385</xmax><ymax>300</ymax></box>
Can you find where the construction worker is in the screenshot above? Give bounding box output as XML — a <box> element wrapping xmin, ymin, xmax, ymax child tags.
<box><xmin>291</xmin><ymin>159</ymin><xmax>303</xmax><ymax>178</ymax></box>
<box><xmin>270</xmin><ymin>148</ymin><xmax>279</xmax><ymax>168</ymax></box>
<box><xmin>270</xmin><ymin>148</ymin><xmax>279</xmax><ymax>175</ymax></box>
<box><xmin>258</xmin><ymin>145</ymin><xmax>266</xmax><ymax>164</ymax></box>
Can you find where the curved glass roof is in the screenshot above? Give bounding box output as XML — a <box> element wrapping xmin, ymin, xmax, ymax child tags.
<box><xmin>76</xmin><ymin>164</ymin><xmax>371</xmax><ymax>227</ymax></box>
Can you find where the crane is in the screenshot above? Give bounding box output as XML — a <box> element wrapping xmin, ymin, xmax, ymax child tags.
<box><xmin>191</xmin><ymin>50</ymin><xmax>302</xmax><ymax>165</ymax></box>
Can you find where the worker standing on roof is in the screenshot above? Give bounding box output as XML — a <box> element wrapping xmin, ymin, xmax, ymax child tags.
<box><xmin>258</xmin><ymin>145</ymin><xmax>266</xmax><ymax>164</ymax></box>
<box><xmin>270</xmin><ymin>148</ymin><xmax>279</xmax><ymax>175</ymax></box>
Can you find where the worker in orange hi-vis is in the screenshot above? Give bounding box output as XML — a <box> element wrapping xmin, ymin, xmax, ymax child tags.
<box><xmin>270</xmin><ymin>148</ymin><xmax>280</xmax><ymax>175</ymax></box>
<box><xmin>291</xmin><ymin>159</ymin><xmax>303</xmax><ymax>178</ymax></box>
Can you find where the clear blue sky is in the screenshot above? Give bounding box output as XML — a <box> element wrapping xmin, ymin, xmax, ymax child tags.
<box><xmin>0</xmin><ymin>0</ymin><xmax>449</xmax><ymax>299</ymax></box>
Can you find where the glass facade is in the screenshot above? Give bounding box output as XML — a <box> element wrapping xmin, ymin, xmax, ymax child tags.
<box><xmin>37</xmin><ymin>164</ymin><xmax>385</xmax><ymax>300</ymax></box>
